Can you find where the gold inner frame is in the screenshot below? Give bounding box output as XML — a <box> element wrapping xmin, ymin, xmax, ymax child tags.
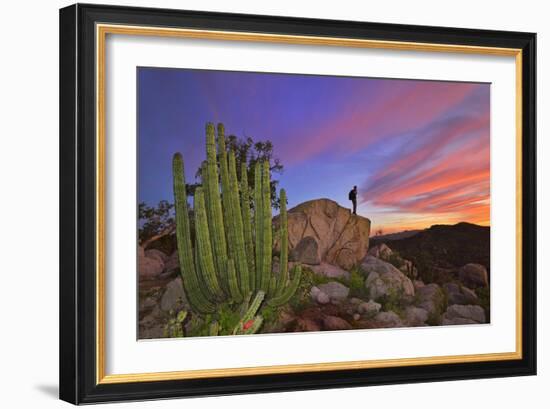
<box><xmin>95</xmin><ymin>23</ymin><xmax>523</xmax><ymax>385</ymax></box>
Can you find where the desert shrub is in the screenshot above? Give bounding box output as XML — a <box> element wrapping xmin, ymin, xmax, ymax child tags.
<box><xmin>426</xmin><ymin>310</ymin><xmax>442</xmax><ymax>326</ymax></box>
<box><xmin>163</xmin><ymin>310</ymin><xmax>188</xmax><ymax>338</ymax></box>
<box><xmin>347</xmin><ymin>269</ymin><xmax>365</xmax><ymax>297</ymax></box>
<box><xmin>386</xmin><ymin>252</ymin><xmax>403</xmax><ymax>269</ymax></box>
<box><xmin>260</xmin><ymin>304</ymin><xmax>280</xmax><ymax>325</ymax></box>
<box><xmin>475</xmin><ymin>286</ymin><xmax>490</xmax><ymax>320</ymax></box>
<box><xmin>379</xmin><ymin>287</ymin><xmax>406</xmax><ymax>317</ymax></box>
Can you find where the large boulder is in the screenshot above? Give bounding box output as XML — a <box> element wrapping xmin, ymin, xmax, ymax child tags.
<box><xmin>139</xmin><ymin>246</ymin><xmax>165</xmax><ymax>280</ymax></box>
<box><xmin>145</xmin><ymin>248</ymin><xmax>167</xmax><ymax>263</ymax></box>
<box><xmin>442</xmin><ymin>304</ymin><xmax>486</xmax><ymax>325</ymax></box>
<box><xmin>458</xmin><ymin>263</ymin><xmax>489</xmax><ymax>289</ymax></box>
<box><xmin>360</xmin><ymin>256</ymin><xmax>414</xmax><ymax>301</ymax></box>
<box><xmin>290</xmin><ymin>236</ymin><xmax>321</xmax><ymax>265</ymax></box>
<box><xmin>274</xmin><ymin>199</ymin><xmax>371</xmax><ymax>270</ymax></box>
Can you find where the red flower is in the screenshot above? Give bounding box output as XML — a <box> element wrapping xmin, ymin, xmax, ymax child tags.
<box><xmin>243</xmin><ymin>319</ymin><xmax>255</xmax><ymax>330</ymax></box>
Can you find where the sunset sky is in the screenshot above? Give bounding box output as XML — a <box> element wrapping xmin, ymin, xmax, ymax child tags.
<box><xmin>138</xmin><ymin>67</ymin><xmax>490</xmax><ymax>234</ymax></box>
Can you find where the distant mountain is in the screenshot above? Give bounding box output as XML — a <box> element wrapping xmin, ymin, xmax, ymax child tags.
<box><xmin>371</xmin><ymin>229</ymin><xmax>421</xmax><ymax>242</ymax></box>
<box><xmin>372</xmin><ymin>222</ymin><xmax>490</xmax><ymax>284</ymax></box>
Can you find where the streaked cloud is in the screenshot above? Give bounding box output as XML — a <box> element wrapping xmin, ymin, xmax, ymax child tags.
<box><xmin>138</xmin><ymin>68</ymin><xmax>490</xmax><ymax>234</ymax></box>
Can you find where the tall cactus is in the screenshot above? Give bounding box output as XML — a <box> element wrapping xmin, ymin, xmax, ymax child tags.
<box><xmin>172</xmin><ymin>122</ymin><xmax>302</xmax><ymax>336</ymax></box>
<box><xmin>172</xmin><ymin>153</ymin><xmax>215</xmax><ymax>313</ymax></box>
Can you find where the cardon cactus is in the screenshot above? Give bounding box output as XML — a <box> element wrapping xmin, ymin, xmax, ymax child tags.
<box><xmin>172</xmin><ymin>122</ymin><xmax>302</xmax><ymax>335</ymax></box>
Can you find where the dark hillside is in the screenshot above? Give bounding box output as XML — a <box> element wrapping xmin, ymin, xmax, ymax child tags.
<box><xmin>373</xmin><ymin>222</ymin><xmax>490</xmax><ymax>283</ymax></box>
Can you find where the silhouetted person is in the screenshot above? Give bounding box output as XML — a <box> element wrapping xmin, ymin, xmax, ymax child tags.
<box><xmin>348</xmin><ymin>186</ymin><xmax>358</xmax><ymax>215</ymax></box>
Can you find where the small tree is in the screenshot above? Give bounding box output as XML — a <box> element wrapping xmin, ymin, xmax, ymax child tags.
<box><xmin>193</xmin><ymin>134</ymin><xmax>284</xmax><ymax>209</ymax></box>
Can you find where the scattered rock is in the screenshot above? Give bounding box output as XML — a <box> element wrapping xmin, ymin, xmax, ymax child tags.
<box><xmin>398</xmin><ymin>259</ymin><xmax>418</xmax><ymax>279</ymax></box>
<box><xmin>441</xmin><ymin>317</ymin><xmax>479</xmax><ymax>325</ymax></box>
<box><xmin>318</xmin><ymin>281</ymin><xmax>350</xmax><ymax>304</ymax></box>
<box><xmin>361</xmin><ymin>256</ymin><xmax>414</xmax><ymax>301</ymax></box>
<box><xmin>140</xmin><ymin>296</ymin><xmax>157</xmax><ymax>311</ymax></box>
<box><xmin>405</xmin><ymin>306</ymin><xmax>429</xmax><ymax>326</ymax></box>
<box><xmin>458</xmin><ymin>263</ymin><xmax>489</xmax><ymax>289</ymax></box>
<box><xmin>368</xmin><ymin>243</ymin><xmax>393</xmax><ymax>259</ymax></box>
<box><xmin>139</xmin><ymin>246</ymin><xmax>165</xmax><ymax>280</ymax></box>
<box><xmin>323</xmin><ymin>315</ymin><xmax>353</xmax><ymax>331</ymax></box>
<box><xmin>442</xmin><ymin>304</ymin><xmax>486</xmax><ymax>324</ymax></box>
<box><xmin>160</xmin><ymin>277</ymin><xmax>189</xmax><ymax>312</ymax></box>
<box><xmin>317</xmin><ymin>292</ymin><xmax>330</xmax><ymax>305</ymax></box>
<box><xmin>444</xmin><ymin>283</ymin><xmax>478</xmax><ymax>305</ymax></box>
<box><xmin>139</xmin><ymin>305</ymin><xmax>162</xmax><ymax>336</ymax></box>
<box><xmin>296</xmin><ymin>318</ymin><xmax>321</xmax><ymax>332</ymax></box>
<box><xmin>273</xmin><ymin>198</ymin><xmax>371</xmax><ymax>270</ymax></box>
<box><xmin>308</xmin><ymin>263</ymin><xmax>350</xmax><ymax>280</ymax></box>
<box><xmin>413</xmin><ymin>280</ymin><xmax>425</xmax><ymax>290</ymax></box>
<box><xmin>310</xmin><ymin>286</ymin><xmax>330</xmax><ymax>304</ymax></box>
<box><xmin>349</xmin><ymin>297</ymin><xmax>364</xmax><ymax>305</ymax></box>
<box><xmin>290</xmin><ymin>236</ymin><xmax>321</xmax><ymax>265</ymax></box>
<box><xmin>374</xmin><ymin>311</ymin><xmax>403</xmax><ymax>327</ymax></box>
<box><xmin>358</xmin><ymin>300</ymin><xmax>381</xmax><ymax>316</ymax></box>
<box><xmin>353</xmin><ymin>313</ymin><xmax>361</xmax><ymax>321</ymax></box>
<box><xmin>368</xmin><ymin>244</ymin><xmax>417</xmax><ymax>278</ymax></box>
<box><xmin>139</xmin><ymin>326</ymin><xmax>164</xmax><ymax>339</ymax></box>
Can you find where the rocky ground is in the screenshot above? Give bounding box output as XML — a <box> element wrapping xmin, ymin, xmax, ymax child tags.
<box><xmin>138</xmin><ymin>199</ymin><xmax>490</xmax><ymax>339</ymax></box>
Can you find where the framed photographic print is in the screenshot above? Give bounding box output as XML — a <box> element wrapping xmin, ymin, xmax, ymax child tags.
<box><xmin>59</xmin><ymin>3</ymin><xmax>536</xmax><ymax>404</ymax></box>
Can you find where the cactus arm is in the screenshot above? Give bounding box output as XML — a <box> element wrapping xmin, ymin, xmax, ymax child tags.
<box><xmin>242</xmin><ymin>291</ymin><xmax>265</xmax><ymax>323</ymax></box>
<box><xmin>253</xmin><ymin>161</ymin><xmax>264</xmax><ymax>291</ymax></box>
<box><xmin>277</xmin><ymin>189</ymin><xmax>289</xmax><ymax>296</ymax></box>
<box><xmin>194</xmin><ymin>187</ymin><xmax>225</xmax><ymax>301</ymax></box>
<box><xmin>172</xmin><ymin>153</ymin><xmax>215</xmax><ymax>313</ymax></box>
<box><xmin>209</xmin><ymin>321</ymin><xmax>220</xmax><ymax>336</ymax></box>
<box><xmin>268</xmin><ymin>276</ymin><xmax>278</xmax><ymax>298</ymax></box>
<box><xmin>268</xmin><ymin>264</ymin><xmax>302</xmax><ymax>307</ymax></box>
<box><xmin>260</xmin><ymin>160</ymin><xmax>273</xmax><ymax>292</ymax></box>
<box><xmin>233</xmin><ymin>291</ymin><xmax>265</xmax><ymax>335</ymax></box>
<box><xmin>244</xmin><ymin>316</ymin><xmax>264</xmax><ymax>334</ymax></box>
<box><xmin>205</xmin><ymin>123</ymin><xmax>228</xmax><ymax>287</ymax></box>
<box><xmin>240</xmin><ymin>161</ymin><xmax>256</xmax><ymax>290</ymax></box>
<box><xmin>216</xmin><ymin>124</ymin><xmax>232</xmax><ymax>294</ymax></box>
<box><xmin>228</xmin><ymin>151</ymin><xmax>250</xmax><ymax>296</ymax></box>
<box><xmin>226</xmin><ymin>259</ymin><xmax>243</xmax><ymax>304</ymax></box>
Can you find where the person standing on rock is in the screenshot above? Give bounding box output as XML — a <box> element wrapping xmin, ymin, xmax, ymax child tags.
<box><xmin>348</xmin><ymin>185</ymin><xmax>358</xmax><ymax>215</ymax></box>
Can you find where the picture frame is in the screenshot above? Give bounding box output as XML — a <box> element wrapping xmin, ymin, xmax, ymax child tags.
<box><xmin>59</xmin><ymin>3</ymin><xmax>536</xmax><ymax>404</ymax></box>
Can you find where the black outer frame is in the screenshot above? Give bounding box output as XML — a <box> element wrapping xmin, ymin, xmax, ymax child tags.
<box><xmin>59</xmin><ymin>3</ymin><xmax>537</xmax><ymax>405</ymax></box>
